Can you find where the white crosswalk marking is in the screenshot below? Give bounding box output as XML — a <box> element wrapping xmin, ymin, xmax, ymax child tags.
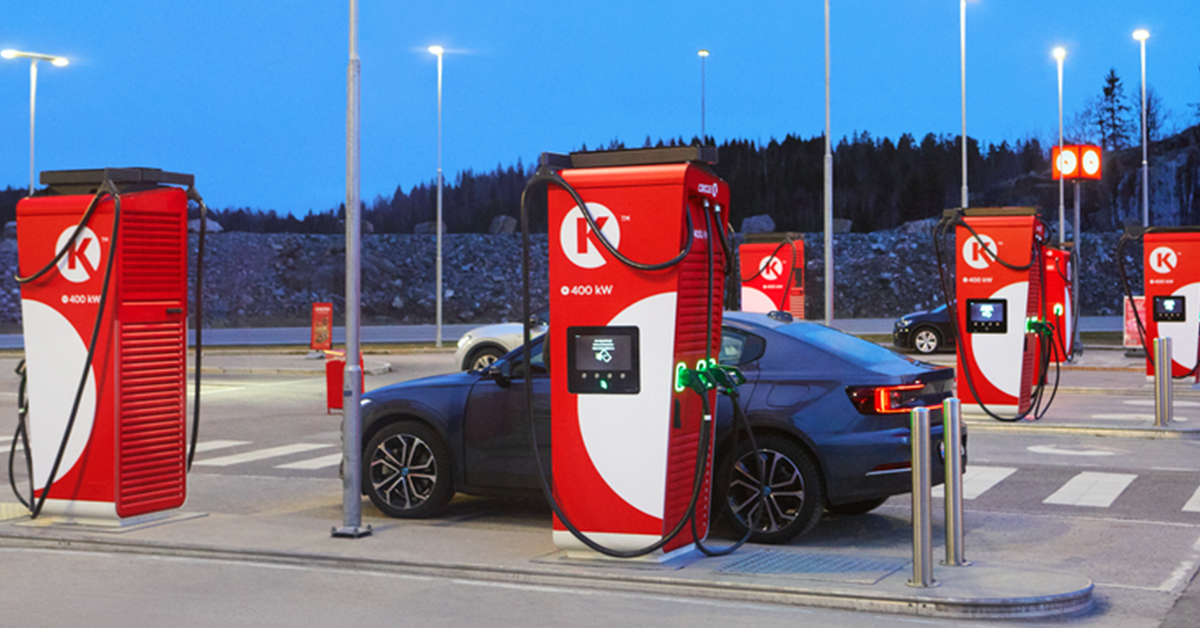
<box><xmin>1043</xmin><ymin>472</ymin><xmax>1137</xmax><ymax>507</ymax></box>
<box><xmin>933</xmin><ymin>465</ymin><xmax>1017</xmax><ymax>500</ymax></box>
<box><xmin>276</xmin><ymin>453</ymin><xmax>343</xmax><ymax>470</ymax></box>
<box><xmin>193</xmin><ymin>440</ymin><xmax>251</xmax><ymax>453</ymax></box>
<box><xmin>1183</xmin><ymin>487</ymin><xmax>1200</xmax><ymax>513</ymax></box>
<box><xmin>0</xmin><ymin>436</ymin><xmax>12</xmax><ymax>445</ymax></box>
<box><xmin>194</xmin><ymin>444</ymin><xmax>332</xmax><ymax>467</ymax></box>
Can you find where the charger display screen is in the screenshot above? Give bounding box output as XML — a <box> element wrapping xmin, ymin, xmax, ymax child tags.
<box><xmin>1153</xmin><ymin>295</ymin><xmax>1186</xmax><ymax>322</ymax></box>
<box><xmin>567</xmin><ymin>326</ymin><xmax>640</xmax><ymax>394</ymax></box>
<box><xmin>966</xmin><ymin>298</ymin><xmax>1007</xmax><ymax>334</ymax></box>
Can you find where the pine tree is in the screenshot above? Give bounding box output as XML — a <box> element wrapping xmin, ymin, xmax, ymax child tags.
<box><xmin>1097</xmin><ymin>69</ymin><xmax>1134</xmax><ymax>150</ymax></box>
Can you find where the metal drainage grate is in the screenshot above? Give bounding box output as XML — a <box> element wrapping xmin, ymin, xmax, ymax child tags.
<box><xmin>716</xmin><ymin>550</ymin><xmax>908</xmax><ymax>585</ymax></box>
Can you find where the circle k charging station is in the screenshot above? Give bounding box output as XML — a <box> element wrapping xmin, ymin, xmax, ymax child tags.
<box><xmin>13</xmin><ymin>168</ymin><xmax>204</xmax><ymax>526</ymax></box>
<box><xmin>538</xmin><ymin>146</ymin><xmax>730</xmax><ymax>559</ymax></box>
<box><xmin>949</xmin><ymin>207</ymin><xmax>1049</xmax><ymax>419</ymax></box>
<box><xmin>738</xmin><ymin>233</ymin><xmax>804</xmax><ymax>318</ymax></box>
<box><xmin>1139</xmin><ymin>229</ymin><xmax>1200</xmax><ymax>378</ymax></box>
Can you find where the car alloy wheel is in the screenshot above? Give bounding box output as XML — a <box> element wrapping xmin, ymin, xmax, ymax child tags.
<box><xmin>913</xmin><ymin>328</ymin><xmax>941</xmax><ymax>354</ymax></box>
<box><xmin>363</xmin><ymin>421</ymin><xmax>454</xmax><ymax>518</ymax></box>
<box><xmin>466</xmin><ymin>347</ymin><xmax>505</xmax><ymax>371</ymax></box>
<box><xmin>719</xmin><ymin>434</ymin><xmax>823</xmax><ymax>544</ymax></box>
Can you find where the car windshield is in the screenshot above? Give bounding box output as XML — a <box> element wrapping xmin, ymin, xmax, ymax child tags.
<box><xmin>775</xmin><ymin>322</ymin><xmax>920</xmax><ymax>370</ymax></box>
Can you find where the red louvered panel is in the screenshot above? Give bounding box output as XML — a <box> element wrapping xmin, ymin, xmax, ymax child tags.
<box><xmin>116</xmin><ymin>320</ymin><xmax>186</xmax><ymax>517</ymax></box>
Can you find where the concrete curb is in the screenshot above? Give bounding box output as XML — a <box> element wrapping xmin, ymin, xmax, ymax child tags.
<box><xmin>0</xmin><ymin>532</ymin><xmax>1093</xmax><ymax>620</ymax></box>
<box><xmin>189</xmin><ymin>360</ymin><xmax>394</xmax><ymax>377</ymax></box>
<box><xmin>963</xmin><ymin>420</ymin><xmax>1200</xmax><ymax>440</ymax></box>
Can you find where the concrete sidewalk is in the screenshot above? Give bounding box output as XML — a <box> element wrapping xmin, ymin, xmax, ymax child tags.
<box><xmin>2</xmin><ymin>324</ymin><xmax>1179</xmax><ymax>621</ymax></box>
<box><xmin>0</xmin><ymin>473</ymin><xmax>1094</xmax><ymax>620</ymax></box>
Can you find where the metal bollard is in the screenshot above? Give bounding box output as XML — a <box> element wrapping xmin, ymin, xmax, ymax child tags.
<box><xmin>1155</xmin><ymin>337</ymin><xmax>1173</xmax><ymax>427</ymax></box>
<box><xmin>942</xmin><ymin>398</ymin><xmax>967</xmax><ymax>566</ymax></box>
<box><xmin>908</xmin><ymin>406</ymin><xmax>934</xmax><ymax>587</ymax></box>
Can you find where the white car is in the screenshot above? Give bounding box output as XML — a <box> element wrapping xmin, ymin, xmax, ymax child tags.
<box><xmin>453</xmin><ymin>307</ymin><xmax>549</xmax><ymax>371</ymax></box>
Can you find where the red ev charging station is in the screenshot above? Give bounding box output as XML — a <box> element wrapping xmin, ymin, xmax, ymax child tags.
<box><xmin>1042</xmin><ymin>244</ymin><xmax>1074</xmax><ymax>361</ymax></box>
<box><xmin>739</xmin><ymin>234</ymin><xmax>804</xmax><ymax>318</ymax></box>
<box><xmin>955</xmin><ymin>208</ymin><xmax>1045</xmax><ymax>416</ymax></box>
<box><xmin>547</xmin><ymin>148</ymin><xmax>726</xmax><ymax>557</ymax></box>
<box><xmin>1141</xmin><ymin>230</ymin><xmax>1200</xmax><ymax>378</ymax></box>
<box><xmin>17</xmin><ymin>169</ymin><xmax>192</xmax><ymax>524</ymax></box>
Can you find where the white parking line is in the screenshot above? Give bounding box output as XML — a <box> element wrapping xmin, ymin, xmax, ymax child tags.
<box><xmin>1043</xmin><ymin>472</ymin><xmax>1137</xmax><ymax>508</ymax></box>
<box><xmin>933</xmin><ymin>465</ymin><xmax>1017</xmax><ymax>500</ymax></box>
<box><xmin>194</xmin><ymin>444</ymin><xmax>332</xmax><ymax>467</ymax></box>
<box><xmin>276</xmin><ymin>453</ymin><xmax>343</xmax><ymax>470</ymax></box>
<box><xmin>193</xmin><ymin>440</ymin><xmax>251</xmax><ymax>453</ymax></box>
<box><xmin>1183</xmin><ymin>487</ymin><xmax>1200</xmax><ymax>513</ymax></box>
<box><xmin>1091</xmin><ymin>413</ymin><xmax>1189</xmax><ymax>422</ymax></box>
<box><xmin>1123</xmin><ymin>399</ymin><xmax>1200</xmax><ymax>408</ymax></box>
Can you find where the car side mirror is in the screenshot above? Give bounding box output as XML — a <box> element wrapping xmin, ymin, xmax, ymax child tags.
<box><xmin>489</xmin><ymin>361</ymin><xmax>513</xmax><ymax>387</ymax></box>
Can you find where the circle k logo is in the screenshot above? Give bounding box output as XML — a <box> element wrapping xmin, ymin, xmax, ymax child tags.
<box><xmin>55</xmin><ymin>226</ymin><xmax>102</xmax><ymax>284</ymax></box>
<box><xmin>962</xmin><ymin>233</ymin><xmax>998</xmax><ymax>270</ymax></box>
<box><xmin>758</xmin><ymin>255</ymin><xmax>784</xmax><ymax>281</ymax></box>
<box><xmin>1149</xmin><ymin>246</ymin><xmax>1178</xmax><ymax>275</ymax></box>
<box><xmin>559</xmin><ymin>202</ymin><xmax>620</xmax><ymax>269</ymax></box>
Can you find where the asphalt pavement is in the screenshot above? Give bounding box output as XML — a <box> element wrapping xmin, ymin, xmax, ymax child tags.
<box><xmin>0</xmin><ymin>315</ymin><xmax>1189</xmax><ymax>622</ymax></box>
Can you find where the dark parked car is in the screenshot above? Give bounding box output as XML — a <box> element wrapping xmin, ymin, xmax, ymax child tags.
<box><xmin>360</xmin><ymin>311</ymin><xmax>959</xmax><ymax>544</ymax></box>
<box><xmin>893</xmin><ymin>304</ymin><xmax>955</xmax><ymax>354</ymax></box>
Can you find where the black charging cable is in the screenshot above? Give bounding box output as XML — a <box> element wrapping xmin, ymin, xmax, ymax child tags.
<box><xmin>519</xmin><ymin>164</ymin><xmax>750</xmax><ymax>558</ymax></box>
<box><xmin>932</xmin><ymin>211</ymin><xmax>1061</xmax><ymax>422</ymax></box>
<box><xmin>185</xmin><ymin>186</ymin><xmax>209</xmax><ymax>470</ymax></box>
<box><xmin>18</xmin><ymin>181</ymin><xmax>122</xmax><ymax>518</ymax></box>
<box><xmin>7</xmin><ymin>360</ymin><xmax>33</xmax><ymax>509</ymax></box>
<box><xmin>690</xmin><ymin>199</ymin><xmax>765</xmax><ymax>557</ymax></box>
<box><xmin>8</xmin><ymin>180</ymin><xmax>209</xmax><ymax>515</ymax></box>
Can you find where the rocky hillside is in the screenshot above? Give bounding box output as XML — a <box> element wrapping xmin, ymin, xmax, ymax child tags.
<box><xmin>0</xmin><ymin>224</ymin><xmax>1142</xmax><ymax>328</ymax></box>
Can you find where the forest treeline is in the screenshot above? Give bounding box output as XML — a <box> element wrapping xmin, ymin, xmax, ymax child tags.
<box><xmin>188</xmin><ymin>132</ymin><xmax>1052</xmax><ymax>236</ymax></box>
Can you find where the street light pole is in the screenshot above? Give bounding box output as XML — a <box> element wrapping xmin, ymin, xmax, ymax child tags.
<box><xmin>334</xmin><ymin>0</ymin><xmax>370</xmax><ymax>539</ymax></box>
<box><xmin>429</xmin><ymin>46</ymin><xmax>445</xmax><ymax>347</ymax></box>
<box><xmin>959</xmin><ymin>0</ymin><xmax>969</xmax><ymax>208</ymax></box>
<box><xmin>1055</xmin><ymin>47</ymin><xmax>1066</xmax><ymax>245</ymax></box>
<box><xmin>698</xmin><ymin>49</ymin><xmax>709</xmax><ymax>143</ymax></box>
<box><xmin>823</xmin><ymin>0</ymin><xmax>833</xmax><ymax>327</ymax></box>
<box><xmin>1134</xmin><ymin>29</ymin><xmax>1150</xmax><ymax>227</ymax></box>
<box><xmin>2</xmin><ymin>49</ymin><xmax>69</xmax><ymax>196</ymax></box>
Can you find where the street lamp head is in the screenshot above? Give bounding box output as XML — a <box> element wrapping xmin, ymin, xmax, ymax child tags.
<box><xmin>428</xmin><ymin>45</ymin><xmax>444</xmax><ymax>57</ymax></box>
<box><xmin>1133</xmin><ymin>29</ymin><xmax>1150</xmax><ymax>42</ymax></box>
<box><xmin>698</xmin><ymin>49</ymin><xmax>709</xmax><ymax>58</ymax></box>
<box><xmin>1053</xmin><ymin>47</ymin><xmax>1066</xmax><ymax>61</ymax></box>
<box><xmin>1</xmin><ymin>49</ymin><xmax>69</xmax><ymax>65</ymax></box>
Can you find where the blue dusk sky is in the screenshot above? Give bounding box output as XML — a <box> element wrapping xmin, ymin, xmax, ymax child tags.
<box><xmin>3</xmin><ymin>1</ymin><xmax>1199</xmax><ymax>214</ymax></box>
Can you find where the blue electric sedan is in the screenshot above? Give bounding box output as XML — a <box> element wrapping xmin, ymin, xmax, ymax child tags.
<box><xmin>359</xmin><ymin>311</ymin><xmax>959</xmax><ymax>544</ymax></box>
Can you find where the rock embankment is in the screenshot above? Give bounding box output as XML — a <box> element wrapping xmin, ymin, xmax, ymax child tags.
<box><xmin>0</xmin><ymin>226</ymin><xmax>1139</xmax><ymax>327</ymax></box>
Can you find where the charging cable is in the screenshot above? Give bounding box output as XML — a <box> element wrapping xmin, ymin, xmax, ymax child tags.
<box><xmin>519</xmin><ymin>162</ymin><xmax>762</xmax><ymax>558</ymax></box>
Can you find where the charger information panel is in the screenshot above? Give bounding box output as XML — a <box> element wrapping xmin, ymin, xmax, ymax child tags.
<box><xmin>1153</xmin><ymin>295</ymin><xmax>1186</xmax><ymax>322</ymax></box>
<box><xmin>567</xmin><ymin>326</ymin><xmax>640</xmax><ymax>394</ymax></box>
<box><xmin>966</xmin><ymin>299</ymin><xmax>1007</xmax><ymax>334</ymax></box>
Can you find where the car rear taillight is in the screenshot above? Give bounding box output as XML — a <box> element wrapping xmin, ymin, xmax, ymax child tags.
<box><xmin>846</xmin><ymin>383</ymin><xmax>936</xmax><ymax>415</ymax></box>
